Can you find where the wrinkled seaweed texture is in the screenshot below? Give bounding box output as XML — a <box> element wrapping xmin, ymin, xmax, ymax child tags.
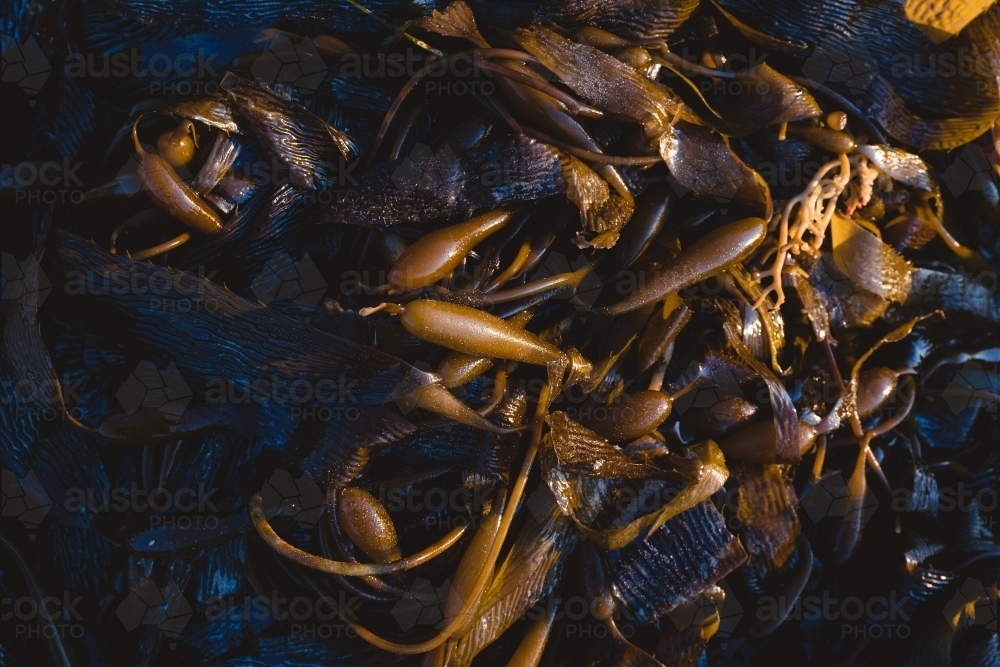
<box><xmin>470</xmin><ymin>0</ymin><xmax>699</xmax><ymax>38</ymax></box>
<box><xmin>323</xmin><ymin>134</ymin><xmax>565</xmax><ymax>226</ymax></box>
<box><xmin>222</xmin><ymin>73</ymin><xmax>358</xmax><ymax>190</ymax></box>
<box><xmin>715</xmin><ymin>0</ymin><xmax>1000</xmax><ymax>149</ymax></box>
<box><xmin>91</xmin><ymin>0</ymin><xmax>436</xmax><ymax>33</ymax></box>
<box><xmin>605</xmin><ymin>500</ymin><xmax>747</xmax><ymax>623</ymax></box>
<box><xmin>48</xmin><ymin>231</ymin><xmax>420</xmax><ymax>482</ymax></box>
<box><xmin>167</xmin><ymin>184</ymin><xmax>328</xmax><ymax>300</ymax></box>
<box><xmin>1</xmin><ymin>241</ymin><xmax>109</xmax><ymax>528</ymax></box>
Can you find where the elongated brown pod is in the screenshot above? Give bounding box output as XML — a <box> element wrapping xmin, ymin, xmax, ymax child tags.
<box><xmin>389</xmin><ymin>207</ymin><xmax>517</xmax><ymax>291</ymax></box>
<box><xmin>400</xmin><ymin>300</ymin><xmax>564</xmax><ymax>366</ymax></box>
<box><xmin>435</xmin><ymin>310</ymin><xmax>533</xmax><ymax>387</ymax></box>
<box><xmin>582</xmin><ymin>390</ymin><xmax>673</xmax><ymax>441</ymax></box>
<box><xmin>337</xmin><ymin>487</ymin><xmax>401</xmax><ymax>564</ymax></box>
<box><xmin>442</xmin><ymin>510</ymin><xmax>503</xmax><ymax>633</ymax></box>
<box><xmin>402</xmin><ymin>383</ymin><xmax>516</xmax><ymax>434</ymax></box>
<box><xmin>436</xmin><ymin>354</ymin><xmax>494</xmax><ymax>388</ymax></box>
<box><xmin>786</xmin><ymin>124</ymin><xmax>856</xmax><ymax>154</ymax></box>
<box><xmin>496</xmin><ymin>60</ymin><xmax>602</xmax><ymax>152</ymax></box>
<box><xmin>133</xmin><ymin>119</ymin><xmax>223</xmax><ymax>235</ymax></box>
<box><xmin>856</xmin><ymin>367</ymin><xmax>899</xmax><ymax>418</ymax></box>
<box><xmin>504</xmin><ymin>606</ymin><xmax>557</xmax><ymax>667</ymax></box>
<box><xmin>595</xmin><ymin>217</ymin><xmax>767</xmax><ymax>315</ymax></box>
<box><xmin>718</xmin><ymin>419</ymin><xmax>817</xmax><ymax>464</ymax></box>
<box><xmin>605</xmin><ymin>185</ymin><xmax>674</xmax><ymax>273</ymax></box>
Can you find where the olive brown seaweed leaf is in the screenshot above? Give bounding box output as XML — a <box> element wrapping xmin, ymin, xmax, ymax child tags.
<box><xmin>605</xmin><ymin>500</ymin><xmax>747</xmax><ymax>624</ymax></box>
<box><xmin>713</xmin><ymin>0</ymin><xmax>1000</xmax><ymax>149</ymax></box>
<box><xmin>449</xmin><ymin>492</ymin><xmax>579</xmax><ymax>666</ymax></box>
<box><xmin>512</xmin><ymin>25</ymin><xmax>687</xmax><ymax>139</ymax></box>
<box><xmin>221</xmin><ymin>72</ymin><xmax>358</xmax><ymax>190</ymax></box>
<box><xmin>543</xmin><ymin>413</ymin><xmax>727</xmax><ymax>551</ymax></box>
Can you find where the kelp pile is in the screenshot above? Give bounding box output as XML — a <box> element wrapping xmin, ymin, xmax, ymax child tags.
<box><xmin>1</xmin><ymin>0</ymin><xmax>998</xmax><ymax>665</ymax></box>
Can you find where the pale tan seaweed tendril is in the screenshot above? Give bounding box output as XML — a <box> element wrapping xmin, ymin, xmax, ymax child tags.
<box><xmin>754</xmin><ymin>152</ymin><xmax>852</xmax><ymax>309</ymax></box>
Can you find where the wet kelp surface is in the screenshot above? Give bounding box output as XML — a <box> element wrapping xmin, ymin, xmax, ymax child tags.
<box><xmin>1</xmin><ymin>0</ymin><xmax>998</xmax><ymax>665</ymax></box>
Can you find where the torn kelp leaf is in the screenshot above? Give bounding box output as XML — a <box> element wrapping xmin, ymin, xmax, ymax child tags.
<box><xmin>605</xmin><ymin>500</ymin><xmax>747</xmax><ymax>623</ymax></box>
